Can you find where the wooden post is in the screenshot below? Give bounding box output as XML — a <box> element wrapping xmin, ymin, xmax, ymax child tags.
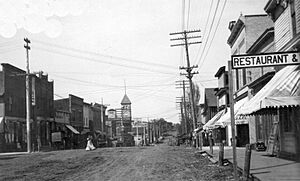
<box><xmin>24</xmin><ymin>38</ymin><xmax>32</xmax><ymax>153</ymax></box>
<box><xmin>243</xmin><ymin>144</ymin><xmax>252</xmax><ymax>180</ymax></box>
<box><xmin>228</xmin><ymin>61</ymin><xmax>238</xmax><ymax>180</ymax></box>
<box><xmin>209</xmin><ymin>131</ymin><xmax>213</xmax><ymax>154</ymax></box>
<box><xmin>199</xmin><ymin>132</ymin><xmax>202</xmax><ymax>150</ymax></box>
<box><xmin>219</xmin><ymin>142</ymin><xmax>224</xmax><ymax>166</ymax></box>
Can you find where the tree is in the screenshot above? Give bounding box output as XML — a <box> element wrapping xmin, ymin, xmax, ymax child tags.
<box><xmin>186</xmin><ymin>82</ymin><xmax>201</xmax><ymax>130</ymax></box>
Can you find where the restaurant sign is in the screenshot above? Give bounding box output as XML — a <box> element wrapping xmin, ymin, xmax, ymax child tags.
<box><xmin>231</xmin><ymin>51</ymin><xmax>300</xmax><ymax>69</ymax></box>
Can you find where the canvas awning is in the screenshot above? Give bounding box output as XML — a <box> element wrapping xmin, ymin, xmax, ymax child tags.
<box><xmin>65</xmin><ymin>125</ymin><xmax>80</xmax><ymax>134</ymax></box>
<box><xmin>238</xmin><ymin>65</ymin><xmax>300</xmax><ymax>115</ymax></box>
<box><xmin>214</xmin><ymin>97</ymin><xmax>249</xmax><ymax>127</ymax></box>
<box><xmin>203</xmin><ymin>109</ymin><xmax>226</xmax><ymax>130</ymax></box>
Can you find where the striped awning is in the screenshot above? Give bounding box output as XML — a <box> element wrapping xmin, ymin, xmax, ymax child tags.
<box><xmin>203</xmin><ymin>109</ymin><xmax>226</xmax><ymax>130</ymax></box>
<box><xmin>214</xmin><ymin>97</ymin><xmax>249</xmax><ymax>127</ymax></box>
<box><xmin>238</xmin><ymin>65</ymin><xmax>300</xmax><ymax>115</ymax></box>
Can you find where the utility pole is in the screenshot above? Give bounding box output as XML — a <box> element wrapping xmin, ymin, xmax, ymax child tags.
<box><xmin>143</xmin><ymin>122</ymin><xmax>146</xmax><ymax>146</ymax></box>
<box><xmin>176</xmin><ymin>98</ymin><xmax>184</xmax><ymax>134</ymax></box>
<box><xmin>24</xmin><ymin>38</ymin><xmax>32</xmax><ymax>153</ymax></box>
<box><xmin>136</xmin><ymin>122</ymin><xmax>139</xmax><ymax>145</ymax></box>
<box><xmin>228</xmin><ymin>61</ymin><xmax>238</xmax><ymax>180</ymax></box>
<box><xmin>170</xmin><ymin>30</ymin><xmax>201</xmax><ymax>132</ymax></box>
<box><xmin>176</xmin><ymin>80</ymin><xmax>189</xmax><ymax>134</ymax></box>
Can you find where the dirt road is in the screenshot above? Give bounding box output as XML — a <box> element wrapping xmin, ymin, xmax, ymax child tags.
<box><xmin>0</xmin><ymin>143</ymin><xmax>236</xmax><ymax>181</ymax></box>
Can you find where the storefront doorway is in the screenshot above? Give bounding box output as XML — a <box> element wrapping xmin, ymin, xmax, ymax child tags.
<box><xmin>236</xmin><ymin>124</ymin><xmax>249</xmax><ymax>147</ymax></box>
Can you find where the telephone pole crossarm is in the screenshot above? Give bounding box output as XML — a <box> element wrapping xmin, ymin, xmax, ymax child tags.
<box><xmin>170</xmin><ymin>29</ymin><xmax>201</xmax><ymax>137</ymax></box>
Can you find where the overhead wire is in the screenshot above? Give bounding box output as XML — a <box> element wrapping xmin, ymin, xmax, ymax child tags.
<box><xmin>196</xmin><ymin>0</ymin><xmax>221</xmax><ymax>66</ymax></box>
<box><xmin>192</xmin><ymin>0</ymin><xmax>214</xmax><ymax>65</ymax></box>
<box><xmin>0</xmin><ymin>41</ymin><xmax>23</xmax><ymax>54</ymax></box>
<box><xmin>32</xmin><ymin>39</ymin><xmax>177</xmax><ymax>71</ymax></box>
<box><xmin>52</xmin><ymin>73</ymin><xmax>176</xmax><ymax>89</ymax></box>
<box><xmin>34</xmin><ymin>45</ymin><xmax>177</xmax><ymax>76</ymax></box>
<box><xmin>198</xmin><ymin>0</ymin><xmax>228</xmax><ymax>71</ymax></box>
<box><xmin>48</xmin><ymin>71</ymin><xmax>176</xmax><ymax>77</ymax></box>
<box><xmin>180</xmin><ymin>0</ymin><xmax>186</xmax><ymax>67</ymax></box>
<box><xmin>186</xmin><ymin>0</ymin><xmax>191</xmax><ymax>29</ymax></box>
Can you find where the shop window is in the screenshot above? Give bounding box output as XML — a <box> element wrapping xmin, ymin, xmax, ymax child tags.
<box><xmin>247</xmin><ymin>70</ymin><xmax>252</xmax><ymax>83</ymax></box>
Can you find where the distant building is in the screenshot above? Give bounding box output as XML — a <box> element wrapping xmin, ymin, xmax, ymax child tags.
<box><xmin>107</xmin><ymin>109</ymin><xmax>117</xmax><ymax>138</ymax></box>
<box><xmin>54</xmin><ymin>94</ymin><xmax>83</xmax><ymax>133</ymax></box>
<box><xmin>132</xmin><ymin>120</ymin><xmax>147</xmax><ymax>146</ymax></box>
<box><xmin>90</xmin><ymin>103</ymin><xmax>107</xmax><ymax>147</ymax></box>
<box><xmin>202</xmin><ymin>88</ymin><xmax>218</xmax><ymax>124</ymax></box>
<box><xmin>108</xmin><ymin>94</ymin><xmax>134</xmax><ymax>147</ymax></box>
<box><xmin>83</xmin><ymin>102</ymin><xmax>91</xmax><ymax>131</ymax></box>
<box><xmin>54</xmin><ymin>94</ymin><xmax>83</xmax><ymax>148</ymax></box>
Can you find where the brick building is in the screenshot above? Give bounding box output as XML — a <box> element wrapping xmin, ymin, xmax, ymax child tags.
<box><xmin>226</xmin><ymin>14</ymin><xmax>274</xmax><ymax>147</ymax></box>
<box><xmin>0</xmin><ymin>63</ymin><xmax>54</xmax><ymax>152</ymax></box>
<box><xmin>54</xmin><ymin>94</ymin><xmax>83</xmax><ymax>148</ymax></box>
<box><xmin>54</xmin><ymin>94</ymin><xmax>83</xmax><ymax>133</ymax></box>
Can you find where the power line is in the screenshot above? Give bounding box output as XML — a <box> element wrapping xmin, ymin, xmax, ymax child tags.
<box><xmin>52</xmin><ymin>73</ymin><xmax>176</xmax><ymax>88</ymax></box>
<box><xmin>48</xmin><ymin>71</ymin><xmax>176</xmax><ymax>77</ymax></box>
<box><xmin>0</xmin><ymin>47</ymin><xmax>22</xmax><ymax>54</ymax></box>
<box><xmin>187</xmin><ymin>0</ymin><xmax>191</xmax><ymax>29</ymax></box>
<box><xmin>32</xmin><ymin>39</ymin><xmax>177</xmax><ymax>70</ymax></box>
<box><xmin>196</xmin><ymin>0</ymin><xmax>221</xmax><ymax>66</ymax></box>
<box><xmin>199</xmin><ymin>0</ymin><xmax>227</xmax><ymax>71</ymax></box>
<box><xmin>180</xmin><ymin>0</ymin><xmax>186</xmax><ymax>67</ymax></box>
<box><xmin>0</xmin><ymin>40</ymin><xmax>20</xmax><ymax>47</ymax></box>
<box><xmin>34</xmin><ymin>46</ymin><xmax>177</xmax><ymax>76</ymax></box>
<box><xmin>192</xmin><ymin>0</ymin><xmax>214</xmax><ymax>65</ymax></box>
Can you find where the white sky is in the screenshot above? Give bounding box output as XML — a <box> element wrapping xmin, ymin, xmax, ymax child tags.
<box><xmin>0</xmin><ymin>0</ymin><xmax>269</xmax><ymax>123</ymax></box>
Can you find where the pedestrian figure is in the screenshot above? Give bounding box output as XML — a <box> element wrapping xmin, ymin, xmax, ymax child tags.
<box><xmin>86</xmin><ymin>135</ymin><xmax>96</xmax><ymax>151</ymax></box>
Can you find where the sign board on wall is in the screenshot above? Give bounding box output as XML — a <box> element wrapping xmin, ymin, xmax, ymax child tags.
<box><xmin>51</xmin><ymin>132</ymin><xmax>62</xmax><ymax>142</ymax></box>
<box><xmin>232</xmin><ymin>51</ymin><xmax>300</xmax><ymax>69</ymax></box>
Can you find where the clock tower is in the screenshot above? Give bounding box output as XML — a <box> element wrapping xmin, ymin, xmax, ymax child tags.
<box><xmin>119</xmin><ymin>93</ymin><xmax>134</xmax><ymax>146</ymax></box>
<box><xmin>121</xmin><ymin>94</ymin><xmax>131</xmax><ymax>119</ymax></box>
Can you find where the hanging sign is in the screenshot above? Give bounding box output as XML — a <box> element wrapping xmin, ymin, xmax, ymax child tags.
<box><xmin>232</xmin><ymin>51</ymin><xmax>300</xmax><ymax>69</ymax></box>
<box><xmin>31</xmin><ymin>77</ymin><xmax>36</xmax><ymax>106</ymax></box>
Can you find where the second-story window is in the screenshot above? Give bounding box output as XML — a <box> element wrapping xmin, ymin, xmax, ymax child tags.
<box><xmin>247</xmin><ymin>70</ymin><xmax>252</xmax><ymax>83</ymax></box>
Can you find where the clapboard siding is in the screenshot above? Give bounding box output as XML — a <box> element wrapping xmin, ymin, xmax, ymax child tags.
<box><xmin>295</xmin><ymin>0</ymin><xmax>300</xmax><ymax>34</ymax></box>
<box><xmin>275</xmin><ymin>6</ymin><xmax>292</xmax><ymax>50</ymax></box>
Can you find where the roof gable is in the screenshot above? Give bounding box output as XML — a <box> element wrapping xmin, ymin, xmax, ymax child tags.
<box><xmin>121</xmin><ymin>94</ymin><xmax>131</xmax><ymax>105</ymax></box>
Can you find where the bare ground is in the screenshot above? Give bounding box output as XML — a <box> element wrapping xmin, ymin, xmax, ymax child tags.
<box><xmin>0</xmin><ymin>143</ymin><xmax>237</xmax><ymax>181</ymax></box>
